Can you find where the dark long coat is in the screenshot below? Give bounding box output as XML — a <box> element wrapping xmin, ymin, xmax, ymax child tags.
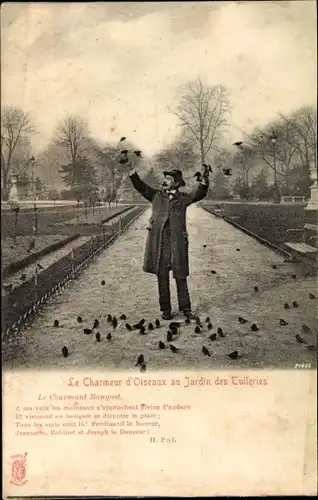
<box><xmin>130</xmin><ymin>172</ymin><xmax>209</xmax><ymax>278</ymax></box>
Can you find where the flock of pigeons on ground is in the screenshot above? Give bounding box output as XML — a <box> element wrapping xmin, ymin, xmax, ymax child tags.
<box><xmin>51</xmin><ymin>277</ymin><xmax>317</xmax><ymax>370</ymax></box>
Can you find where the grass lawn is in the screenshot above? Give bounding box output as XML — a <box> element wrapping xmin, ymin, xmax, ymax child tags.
<box><xmin>1</xmin><ymin>235</ymin><xmax>67</xmax><ymax>269</ymax></box>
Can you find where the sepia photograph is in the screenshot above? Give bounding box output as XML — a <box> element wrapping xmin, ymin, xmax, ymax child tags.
<box><xmin>1</xmin><ymin>1</ymin><xmax>317</xmax><ymax>373</ymax></box>
<box><xmin>2</xmin><ymin>2</ymin><xmax>317</xmax><ymax>497</ymax></box>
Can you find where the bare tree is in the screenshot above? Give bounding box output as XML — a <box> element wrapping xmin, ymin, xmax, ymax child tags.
<box><xmin>154</xmin><ymin>135</ymin><xmax>198</xmax><ymax>175</ymax></box>
<box><xmin>237</xmin><ymin>105</ymin><xmax>317</xmax><ymax>190</ymax></box>
<box><xmin>169</xmin><ymin>77</ymin><xmax>231</xmax><ymax>164</ymax></box>
<box><xmin>54</xmin><ymin>115</ymin><xmax>87</xmax><ymax>159</ymax></box>
<box><xmin>93</xmin><ymin>144</ymin><xmax>126</xmax><ymax>206</ymax></box>
<box><xmin>279</xmin><ymin>105</ymin><xmax>317</xmax><ymax>174</ymax></box>
<box><xmin>232</xmin><ymin>147</ymin><xmax>255</xmax><ymax>186</ymax></box>
<box><xmin>1</xmin><ymin>106</ymin><xmax>35</xmax><ymax>195</ymax></box>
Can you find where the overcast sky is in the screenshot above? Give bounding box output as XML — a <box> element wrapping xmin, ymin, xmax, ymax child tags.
<box><xmin>1</xmin><ymin>1</ymin><xmax>317</xmax><ymax>157</ymax></box>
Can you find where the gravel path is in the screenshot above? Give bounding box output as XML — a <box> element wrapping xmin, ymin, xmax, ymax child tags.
<box><xmin>3</xmin><ymin>205</ymin><xmax>317</xmax><ymax>371</ymax></box>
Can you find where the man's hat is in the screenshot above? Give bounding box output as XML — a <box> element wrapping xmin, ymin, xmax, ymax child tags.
<box><xmin>163</xmin><ymin>169</ymin><xmax>185</xmax><ymax>187</ymax></box>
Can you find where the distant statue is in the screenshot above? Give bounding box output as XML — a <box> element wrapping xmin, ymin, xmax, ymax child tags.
<box><xmin>9</xmin><ymin>175</ymin><xmax>19</xmax><ymax>201</ymax></box>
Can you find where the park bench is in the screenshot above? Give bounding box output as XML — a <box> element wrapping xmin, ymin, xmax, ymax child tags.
<box><xmin>285</xmin><ymin>223</ymin><xmax>318</xmax><ymax>266</ymax></box>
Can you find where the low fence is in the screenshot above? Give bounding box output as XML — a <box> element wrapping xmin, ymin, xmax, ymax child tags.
<box><xmin>2</xmin><ymin>206</ymin><xmax>147</xmax><ymax>340</ymax></box>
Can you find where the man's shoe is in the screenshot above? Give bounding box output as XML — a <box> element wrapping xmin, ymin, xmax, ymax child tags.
<box><xmin>183</xmin><ymin>310</ymin><xmax>196</xmax><ymax>320</ymax></box>
<box><xmin>162</xmin><ymin>311</ymin><xmax>172</xmax><ymax>320</ymax></box>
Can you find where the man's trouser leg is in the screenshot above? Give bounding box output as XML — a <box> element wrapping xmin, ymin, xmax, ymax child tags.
<box><xmin>175</xmin><ymin>276</ymin><xmax>191</xmax><ymax>313</ymax></box>
<box><xmin>157</xmin><ymin>273</ymin><xmax>172</xmax><ymax>313</ymax></box>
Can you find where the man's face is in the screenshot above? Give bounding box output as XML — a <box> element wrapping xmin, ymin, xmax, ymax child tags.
<box><xmin>162</xmin><ymin>175</ymin><xmax>177</xmax><ymax>190</ymax></box>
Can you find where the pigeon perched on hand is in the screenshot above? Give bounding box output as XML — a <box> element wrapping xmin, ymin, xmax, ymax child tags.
<box><xmin>119</xmin><ymin>150</ymin><xmax>129</xmax><ymax>164</ymax></box>
<box><xmin>202</xmin><ymin>163</ymin><xmax>212</xmax><ymax>173</ymax></box>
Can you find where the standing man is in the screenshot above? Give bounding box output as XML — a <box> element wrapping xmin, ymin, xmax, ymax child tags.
<box><xmin>127</xmin><ymin>156</ymin><xmax>209</xmax><ymax>320</ymax></box>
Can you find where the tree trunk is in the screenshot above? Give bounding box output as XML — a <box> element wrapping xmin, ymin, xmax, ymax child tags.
<box><xmin>200</xmin><ymin>138</ymin><xmax>204</xmax><ymax>166</ymax></box>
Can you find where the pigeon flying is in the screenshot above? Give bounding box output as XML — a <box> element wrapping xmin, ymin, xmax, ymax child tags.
<box><xmin>233</xmin><ymin>141</ymin><xmax>243</xmax><ymax>146</ymax></box>
<box><xmin>223</xmin><ymin>168</ymin><xmax>232</xmax><ymax>176</ymax></box>
<box><xmin>120</xmin><ymin>137</ymin><xmax>126</xmax><ymax>142</ymax></box>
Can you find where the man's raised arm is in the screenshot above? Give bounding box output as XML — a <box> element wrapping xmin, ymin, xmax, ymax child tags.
<box><xmin>185</xmin><ymin>177</ymin><xmax>209</xmax><ymax>206</ymax></box>
<box><xmin>128</xmin><ymin>166</ymin><xmax>157</xmax><ymax>203</ymax></box>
